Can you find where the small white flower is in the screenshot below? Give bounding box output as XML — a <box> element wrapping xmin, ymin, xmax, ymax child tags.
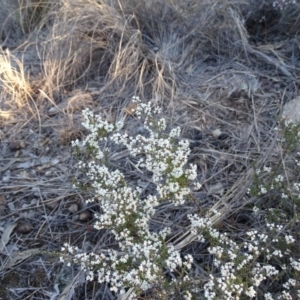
<box><xmin>183</xmin><ymin>291</ymin><xmax>192</xmax><ymax>300</ymax></box>
<box><xmin>285</xmin><ymin>235</ymin><xmax>295</xmax><ymax>244</ymax></box>
<box><xmin>264</xmin><ymin>292</ymin><xmax>274</xmax><ymax>300</ymax></box>
<box><xmin>245</xmin><ymin>286</ymin><xmax>256</xmax><ymax>298</ymax></box>
<box><xmin>253</xmin><ymin>206</ymin><xmax>259</xmax><ymax>215</ymax></box>
<box><xmin>260</xmin><ymin>186</ymin><xmax>267</xmax><ymax>194</ymax></box>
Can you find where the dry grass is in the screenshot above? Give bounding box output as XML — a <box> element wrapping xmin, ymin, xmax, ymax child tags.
<box><xmin>0</xmin><ymin>0</ymin><xmax>300</xmax><ymax>298</ymax></box>
<box><xmin>0</xmin><ymin>49</ymin><xmax>33</xmax><ymax>108</ymax></box>
<box><xmin>40</xmin><ymin>0</ymin><xmax>253</xmax><ymax>98</ymax></box>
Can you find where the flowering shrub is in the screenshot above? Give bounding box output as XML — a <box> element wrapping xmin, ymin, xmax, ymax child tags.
<box><xmin>62</xmin><ymin>97</ymin><xmax>200</xmax><ymax>299</ymax></box>
<box><xmin>61</xmin><ymin>97</ymin><xmax>300</xmax><ymax>299</ymax></box>
<box><xmin>245</xmin><ymin>119</ymin><xmax>300</xmax><ymax>299</ymax></box>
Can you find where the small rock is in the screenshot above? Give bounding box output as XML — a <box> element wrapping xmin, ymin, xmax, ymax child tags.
<box><xmin>17</xmin><ymin>223</ymin><xmax>33</xmax><ymax>234</ymax></box>
<box><xmin>48</xmin><ymin>107</ymin><xmax>60</xmax><ymax>116</ymax></box>
<box><xmin>79</xmin><ymin>210</ymin><xmax>92</xmax><ymax>222</ymax></box>
<box><xmin>46</xmin><ymin>200</ymin><xmax>59</xmax><ymax>209</ymax></box>
<box><xmin>9</xmin><ymin>141</ymin><xmax>25</xmax><ymax>151</ymax></box>
<box><xmin>19</xmin><ymin>141</ymin><xmax>26</xmax><ymax>148</ymax></box>
<box><xmin>9</xmin><ymin>142</ymin><xmax>21</xmax><ymax>151</ymax></box>
<box><xmin>282</xmin><ymin>96</ymin><xmax>300</xmax><ymax>124</ymax></box>
<box><xmin>68</xmin><ymin>203</ymin><xmax>79</xmax><ymax>214</ymax></box>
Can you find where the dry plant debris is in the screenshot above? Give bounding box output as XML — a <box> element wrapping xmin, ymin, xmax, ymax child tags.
<box><xmin>0</xmin><ymin>0</ymin><xmax>300</xmax><ymax>299</ymax></box>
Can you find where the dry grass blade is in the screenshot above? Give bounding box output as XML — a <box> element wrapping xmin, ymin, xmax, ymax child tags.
<box><xmin>0</xmin><ymin>222</ymin><xmax>17</xmax><ymax>253</ymax></box>
<box><xmin>120</xmin><ymin>288</ymin><xmax>134</xmax><ymax>300</ymax></box>
<box><xmin>0</xmin><ymin>248</ymin><xmax>40</xmax><ymax>272</ymax></box>
<box><xmin>173</xmin><ymin>232</ymin><xmax>199</xmax><ymax>251</ymax></box>
<box><xmin>0</xmin><ymin>49</ymin><xmax>32</xmax><ymax>108</ymax></box>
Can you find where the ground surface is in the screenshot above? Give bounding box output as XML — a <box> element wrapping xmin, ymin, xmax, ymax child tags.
<box><xmin>0</xmin><ymin>0</ymin><xmax>300</xmax><ymax>299</ymax></box>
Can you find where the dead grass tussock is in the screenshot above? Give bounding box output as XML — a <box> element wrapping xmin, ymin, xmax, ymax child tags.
<box><xmin>41</xmin><ymin>0</ymin><xmax>257</xmax><ymax>105</ymax></box>
<box><xmin>0</xmin><ymin>48</ymin><xmax>44</xmax><ymax>138</ymax></box>
<box><xmin>0</xmin><ymin>49</ymin><xmax>32</xmax><ymax>109</ymax></box>
<box><xmin>15</xmin><ymin>0</ymin><xmax>54</xmax><ymax>34</ymax></box>
<box><xmin>0</xmin><ymin>0</ymin><xmax>57</xmax><ymax>34</ymax></box>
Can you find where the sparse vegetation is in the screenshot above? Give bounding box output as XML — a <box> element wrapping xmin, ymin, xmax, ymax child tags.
<box><xmin>0</xmin><ymin>0</ymin><xmax>300</xmax><ymax>299</ymax></box>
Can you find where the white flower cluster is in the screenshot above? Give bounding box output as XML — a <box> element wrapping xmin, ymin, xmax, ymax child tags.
<box><xmin>62</xmin><ymin>97</ymin><xmax>200</xmax><ymax>297</ymax></box>
<box><xmin>111</xmin><ymin>98</ymin><xmax>198</xmax><ymax>206</ymax></box>
<box><xmin>188</xmin><ymin>214</ymin><xmax>213</xmax><ymax>242</ymax></box>
<box><xmin>71</xmin><ymin>108</ymin><xmax>118</xmax><ymax>160</ymax></box>
<box><xmin>189</xmin><ymin>215</ymin><xmax>299</xmax><ymax>299</ymax></box>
